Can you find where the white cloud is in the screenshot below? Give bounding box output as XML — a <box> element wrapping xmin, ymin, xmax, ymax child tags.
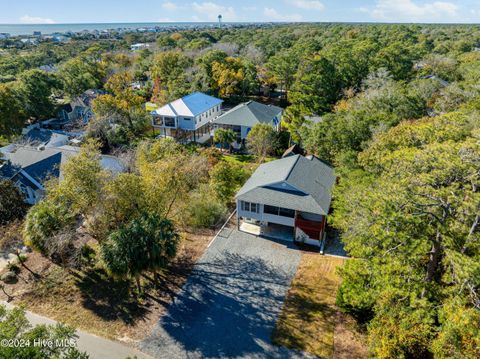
<box><xmin>370</xmin><ymin>0</ymin><xmax>458</xmax><ymax>22</ymax></box>
<box><xmin>285</xmin><ymin>0</ymin><xmax>324</xmax><ymax>11</ymax></box>
<box><xmin>20</xmin><ymin>15</ymin><xmax>56</xmax><ymax>24</ymax></box>
<box><xmin>161</xmin><ymin>2</ymin><xmax>179</xmax><ymax>10</ymax></box>
<box><xmin>191</xmin><ymin>2</ymin><xmax>237</xmax><ymax>21</ymax></box>
<box><xmin>264</xmin><ymin>7</ymin><xmax>302</xmax><ymax>21</ymax></box>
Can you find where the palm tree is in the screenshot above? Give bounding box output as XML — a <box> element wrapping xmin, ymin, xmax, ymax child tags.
<box><xmin>101</xmin><ymin>213</ymin><xmax>179</xmax><ymax>292</ymax></box>
<box><xmin>213</xmin><ymin>128</ymin><xmax>236</xmax><ymax>153</ymax></box>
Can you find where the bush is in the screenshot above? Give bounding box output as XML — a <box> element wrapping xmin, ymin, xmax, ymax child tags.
<box><xmin>23</xmin><ymin>200</ymin><xmax>75</xmax><ymax>254</ymax></box>
<box><xmin>187</xmin><ymin>185</ymin><xmax>228</xmax><ymax>228</ymax></box>
<box><xmin>336</xmin><ymin>260</ymin><xmax>376</xmax><ymax>323</ymax></box>
<box><xmin>209</xmin><ymin>160</ymin><xmax>248</xmax><ymax>203</ymax></box>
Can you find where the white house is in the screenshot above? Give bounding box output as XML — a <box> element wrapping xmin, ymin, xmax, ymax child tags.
<box><xmin>236</xmin><ymin>154</ymin><xmax>335</xmax><ymax>248</ymax></box>
<box><xmin>152</xmin><ymin>92</ymin><xmax>223</xmax><ymax>143</ymax></box>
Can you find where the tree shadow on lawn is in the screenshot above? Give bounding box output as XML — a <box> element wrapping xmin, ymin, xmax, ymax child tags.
<box><xmin>74</xmin><ymin>268</ymin><xmax>150</xmax><ymax>325</ymax></box>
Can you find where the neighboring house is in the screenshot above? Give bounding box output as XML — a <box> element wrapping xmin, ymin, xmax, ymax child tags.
<box><xmin>20</xmin><ymin>38</ymin><xmax>38</xmax><ymax>45</ymax></box>
<box><xmin>152</xmin><ymin>92</ymin><xmax>223</xmax><ymax>143</ymax></box>
<box><xmin>48</xmin><ymin>89</ymin><xmax>106</xmax><ymax>129</ymax></box>
<box><xmin>22</xmin><ymin>128</ymin><xmax>70</xmax><ymax>149</ymax></box>
<box><xmin>0</xmin><ymin>145</ymin><xmax>123</xmax><ymax>204</ymax></box>
<box><xmin>0</xmin><ymin>147</ymin><xmax>61</xmax><ymax>204</ymax></box>
<box><xmin>213</xmin><ymin>101</ymin><xmax>283</xmax><ymax>143</ymax></box>
<box><xmin>131</xmin><ymin>43</ymin><xmax>149</xmax><ymax>51</ymax></box>
<box><xmin>236</xmin><ymin>154</ymin><xmax>335</xmax><ymax>248</ymax></box>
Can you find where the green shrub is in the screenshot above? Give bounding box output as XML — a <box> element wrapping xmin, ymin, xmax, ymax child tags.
<box><xmin>187</xmin><ymin>185</ymin><xmax>228</xmax><ymax>228</ymax></box>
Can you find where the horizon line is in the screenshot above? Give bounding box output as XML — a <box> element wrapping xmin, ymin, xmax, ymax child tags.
<box><xmin>1</xmin><ymin>21</ymin><xmax>479</xmax><ymax>26</ymax></box>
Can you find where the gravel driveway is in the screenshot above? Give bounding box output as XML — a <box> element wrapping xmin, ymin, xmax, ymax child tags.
<box><xmin>140</xmin><ymin>228</ymin><xmax>310</xmax><ymax>359</ymax></box>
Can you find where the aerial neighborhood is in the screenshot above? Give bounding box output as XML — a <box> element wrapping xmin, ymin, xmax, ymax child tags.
<box><xmin>0</xmin><ymin>15</ymin><xmax>478</xmax><ymax>359</ymax></box>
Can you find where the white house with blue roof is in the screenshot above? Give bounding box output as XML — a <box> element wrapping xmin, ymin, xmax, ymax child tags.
<box><xmin>152</xmin><ymin>92</ymin><xmax>223</xmax><ymax>143</ymax></box>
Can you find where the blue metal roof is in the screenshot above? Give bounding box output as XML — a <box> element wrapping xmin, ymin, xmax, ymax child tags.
<box><xmin>181</xmin><ymin>92</ymin><xmax>223</xmax><ymax>117</ymax></box>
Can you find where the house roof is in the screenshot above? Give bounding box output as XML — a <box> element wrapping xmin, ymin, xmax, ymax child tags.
<box><xmin>154</xmin><ymin>92</ymin><xmax>223</xmax><ymax>117</ymax></box>
<box><xmin>0</xmin><ymin>145</ymin><xmax>124</xmax><ymax>190</ymax></box>
<box><xmin>23</xmin><ymin>128</ymin><xmax>53</xmax><ymax>145</ymax></box>
<box><xmin>236</xmin><ymin>154</ymin><xmax>335</xmax><ymax>215</ymax></box>
<box><xmin>213</xmin><ymin>101</ymin><xmax>283</xmax><ymax>127</ymax></box>
<box><xmin>0</xmin><ymin>162</ymin><xmax>41</xmax><ymax>191</ymax></box>
<box><xmin>282</xmin><ymin>144</ymin><xmax>304</xmax><ymax>158</ymax></box>
<box><xmin>1</xmin><ymin>147</ymin><xmax>62</xmax><ymax>186</ymax></box>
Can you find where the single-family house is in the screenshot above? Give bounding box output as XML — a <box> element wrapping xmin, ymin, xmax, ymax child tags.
<box><xmin>213</xmin><ymin>101</ymin><xmax>283</xmax><ymax>144</ymax></box>
<box><xmin>131</xmin><ymin>43</ymin><xmax>149</xmax><ymax>51</ymax></box>
<box><xmin>0</xmin><ymin>144</ymin><xmax>123</xmax><ymax>204</ymax></box>
<box><xmin>50</xmin><ymin>89</ymin><xmax>106</xmax><ymax>129</ymax></box>
<box><xmin>236</xmin><ymin>154</ymin><xmax>335</xmax><ymax>248</ymax></box>
<box><xmin>152</xmin><ymin>92</ymin><xmax>223</xmax><ymax>143</ymax></box>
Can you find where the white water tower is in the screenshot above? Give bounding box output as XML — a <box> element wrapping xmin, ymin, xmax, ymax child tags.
<box><xmin>218</xmin><ymin>14</ymin><xmax>222</xmax><ymax>28</ymax></box>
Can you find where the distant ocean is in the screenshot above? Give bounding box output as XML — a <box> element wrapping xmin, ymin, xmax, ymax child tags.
<box><xmin>0</xmin><ymin>22</ymin><xmax>224</xmax><ymax>36</ymax></box>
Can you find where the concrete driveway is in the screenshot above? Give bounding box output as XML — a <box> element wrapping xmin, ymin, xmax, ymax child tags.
<box><xmin>140</xmin><ymin>228</ymin><xmax>311</xmax><ymax>359</ymax></box>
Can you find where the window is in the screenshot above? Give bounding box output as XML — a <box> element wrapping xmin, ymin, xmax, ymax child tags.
<box><xmin>264</xmin><ymin>205</ymin><xmax>295</xmax><ymax>218</ymax></box>
<box><xmin>153</xmin><ymin>116</ymin><xmax>162</xmax><ymax>126</ymax></box>
<box><xmin>163</xmin><ymin>117</ymin><xmax>175</xmax><ymax>127</ymax></box>
<box><xmin>241</xmin><ymin>201</ymin><xmax>259</xmax><ymax>213</ymax></box>
<box><xmin>264</xmin><ymin>205</ymin><xmax>278</xmax><ymax>215</ymax></box>
<box><xmin>279</xmin><ymin>208</ymin><xmax>295</xmax><ymax>218</ymax></box>
<box><xmin>183</xmin><ymin>117</ymin><xmax>191</xmax><ymax>121</ymax></box>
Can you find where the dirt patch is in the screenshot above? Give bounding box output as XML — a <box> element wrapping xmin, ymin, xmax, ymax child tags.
<box><xmin>272</xmin><ymin>254</ymin><xmax>367</xmax><ymax>358</ymax></box>
<box><xmin>0</xmin><ymin>228</ymin><xmax>214</xmax><ymax>346</ymax></box>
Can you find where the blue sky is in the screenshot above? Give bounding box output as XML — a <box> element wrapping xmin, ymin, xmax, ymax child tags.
<box><xmin>1</xmin><ymin>0</ymin><xmax>479</xmax><ymax>24</ymax></box>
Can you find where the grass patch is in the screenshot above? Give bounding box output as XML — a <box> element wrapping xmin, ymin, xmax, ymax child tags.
<box><xmin>272</xmin><ymin>255</ymin><xmax>366</xmax><ymax>358</ymax></box>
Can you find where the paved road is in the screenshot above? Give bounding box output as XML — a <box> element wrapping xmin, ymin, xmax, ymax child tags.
<box><xmin>141</xmin><ymin>228</ymin><xmax>311</xmax><ymax>359</ymax></box>
<box><xmin>1</xmin><ymin>301</ymin><xmax>151</xmax><ymax>359</ymax></box>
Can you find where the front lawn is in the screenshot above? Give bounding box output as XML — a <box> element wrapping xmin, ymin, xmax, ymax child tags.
<box><xmin>272</xmin><ymin>254</ymin><xmax>367</xmax><ymax>358</ymax></box>
<box><xmin>0</xmin><ymin>228</ymin><xmax>214</xmax><ymax>344</ymax></box>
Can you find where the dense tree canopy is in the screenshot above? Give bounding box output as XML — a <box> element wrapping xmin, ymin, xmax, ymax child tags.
<box><xmin>0</xmin><ymin>180</ymin><xmax>27</xmax><ymax>225</ymax></box>
<box><xmin>334</xmin><ymin>107</ymin><xmax>480</xmax><ymax>357</ymax></box>
<box><xmin>0</xmin><ymin>84</ymin><xmax>24</xmax><ymax>138</ymax></box>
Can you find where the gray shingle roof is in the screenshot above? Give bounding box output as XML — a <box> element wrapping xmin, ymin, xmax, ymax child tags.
<box><xmin>1</xmin><ymin>145</ymin><xmax>124</xmax><ymax>189</ymax></box>
<box><xmin>2</xmin><ymin>147</ymin><xmax>62</xmax><ymax>186</ymax></box>
<box><xmin>236</xmin><ymin>155</ymin><xmax>335</xmax><ymax>215</ymax></box>
<box><xmin>213</xmin><ymin>101</ymin><xmax>283</xmax><ymax>127</ymax></box>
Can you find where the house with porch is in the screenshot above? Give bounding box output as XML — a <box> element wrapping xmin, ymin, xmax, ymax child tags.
<box><xmin>151</xmin><ymin>92</ymin><xmax>223</xmax><ymax>143</ymax></box>
<box><xmin>213</xmin><ymin>101</ymin><xmax>283</xmax><ymax>146</ymax></box>
<box><xmin>236</xmin><ymin>154</ymin><xmax>335</xmax><ymax>248</ymax></box>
